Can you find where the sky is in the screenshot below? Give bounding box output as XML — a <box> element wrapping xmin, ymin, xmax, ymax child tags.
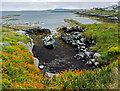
<box><xmin>1</xmin><ymin>0</ymin><xmax>119</xmax><ymax>11</ymax></box>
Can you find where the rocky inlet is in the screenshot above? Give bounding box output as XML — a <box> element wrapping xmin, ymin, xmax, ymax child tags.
<box><xmin>20</xmin><ymin>27</ymin><xmax>102</xmax><ymax>76</ymax></box>
<box><xmin>60</xmin><ymin>26</ymin><xmax>101</xmax><ymax>67</ymax></box>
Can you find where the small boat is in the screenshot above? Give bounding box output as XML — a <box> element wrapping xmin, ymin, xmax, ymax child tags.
<box><xmin>43</xmin><ymin>35</ymin><xmax>55</xmax><ymax>48</ymax></box>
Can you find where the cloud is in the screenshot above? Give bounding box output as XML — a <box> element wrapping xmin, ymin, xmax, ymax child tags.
<box><xmin>2</xmin><ymin>0</ymin><xmax>120</xmax><ymax>2</ymax></box>
<box><xmin>1</xmin><ymin>2</ymin><xmax>117</xmax><ymax>11</ymax></box>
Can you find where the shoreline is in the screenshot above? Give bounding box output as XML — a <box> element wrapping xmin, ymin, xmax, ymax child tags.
<box><xmin>1</xmin><ymin>13</ymin><xmax>119</xmax><ymax>89</ymax></box>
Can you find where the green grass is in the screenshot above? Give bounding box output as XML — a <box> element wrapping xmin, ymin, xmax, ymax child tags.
<box><xmin>81</xmin><ymin>23</ymin><xmax>119</xmax><ymax>64</ymax></box>
<box><xmin>1</xmin><ymin>28</ymin><xmax>31</xmax><ymax>44</ymax></box>
<box><xmin>57</xmin><ymin>19</ymin><xmax>119</xmax><ymax>65</ymax></box>
<box><xmin>80</xmin><ymin>10</ymin><xmax>118</xmax><ymax>16</ymax></box>
<box><xmin>1</xmin><ymin>26</ymin><xmax>119</xmax><ymax>90</ymax></box>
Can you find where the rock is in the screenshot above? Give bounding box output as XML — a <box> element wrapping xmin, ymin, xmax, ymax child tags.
<box><xmin>45</xmin><ymin>72</ymin><xmax>59</xmax><ymax>77</ymax></box>
<box><xmin>79</xmin><ymin>43</ymin><xmax>86</xmax><ymax>46</ymax></box>
<box><xmin>81</xmin><ymin>46</ymin><xmax>86</xmax><ymax>49</ymax></box>
<box><xmin>16</xmin><ymin>30</ymin><xmax>26</xmax><ymax>35</ymax></box>
<box><xmin>22</xmin><ymin>29</ymin><xmax>27</xmax><ymax>31</ymax></box>
<box><xmin>34</xmin><ymin>57</ymin><xmax>39</xmax><ymax>68</ymax></box>
<box><xmin>92</xmin><ymin>40</ymin><xmax>96</xmax><ymax>45</ymax></box>
<box><xmin>89</xmin><ymin>52</ymin><xmax>95</xmax><ymax>56</ymax></box>
<box><xmin>17</xmin><ymin>41</ymin><xmax>27</xmax><ymax>47</ymax></box>
<box><xmin>84</xmin><ymin>51</ymin><xmax>90</xmax><ymax>56</ymax></box>
<box><xmin>86</xmin><ymin>60</ymin><xmax>92</xmax><ymax>65</ymax></box>
<box><xmin>72</xmin><ymin>42</ymin><xmax>76</xmax><ymax>46</ymax></box>
<box><xmin>91</xmin><ymin>59</ymin><xmax>95</xmax><ymax>63</ymax></box>
<box><xmin>2</xmin><ymin>32</ymin><xmax>7</xmax><ymax>34</ymax></box>
<box><xmin>76</xmin><ymin>40</ymin><xmax>81</xmax><ymax>45</ymax></box>
<box><xmin>94</xmin><ymin>62</ymin><xmax>99</xmax><ymax>66</ymax></box>
<box><xmin>80</xmin><ymin>38</ymin><xmax>85</xmax><ymax>43</ymax></box>
<box><xmin>93</xmin><ymin>53</ymin><xmax>101</xmax><ymax>58</ymax></box>
<box><xmin>39</xmin><ymin>65</ymin><xmax>44</xmax><ymax>70</ymax></box>
<box><xmin>27</xmin><ymin>28</ymin><xmax>51</xmax><ymax>34</ymax></box>
<box><xmin>74</xmin><ymin>53</ymin><xmax>84</xmax><ymax>60</ymax></box>
<box><xmin>0</xmin><ymin>42</ymin><xmax>10</xmax><ymax>46</ymax></box>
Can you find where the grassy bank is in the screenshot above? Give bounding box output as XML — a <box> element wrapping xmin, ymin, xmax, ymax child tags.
<box><xmin>81</xmin><ymin>23</ymin><xmax>119</xmax><ymax>65</ymax></box>
<box><xmin>1</xmin><ymin>27</ymin><xmax>119</xmax><ymax>89</ymax></box>
<box><xmin>58</xmin><ymin>19</ymin><xmax>119</xmax><ymax>65</ymax></box>
<box><xmin>79</xmin><ymin>10</ymin><xmax>118</xmax><ymax>17</ymax></box>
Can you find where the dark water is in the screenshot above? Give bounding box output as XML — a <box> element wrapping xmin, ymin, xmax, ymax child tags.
<box><xmin>2</xmin><ymin>11</ymin><xmax>101</xmax><ymax>33</ymax></box>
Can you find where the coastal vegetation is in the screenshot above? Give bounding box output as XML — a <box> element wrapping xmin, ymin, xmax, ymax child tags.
<box><xmin>81</xmin><ymin>23</ymin><xmax>119</xmax><ymax>65</ymax></box>
<box><xmin>79</xmin><ymin>10</ymin><xmax>118</xmax><ymax>17</ymax></box>
<box><xmin>1</xmin><ymin>6</ymin><xmax>119</xmax><ymax>89</ymax></box>
<box><xmin>1</xmin><ymin>18</ymin><xmax>119</xmax><ymax>89</ymax></box>
<box><xmin>57</xmin><ymin>19</ymin><xmax>119</xmax><ymax>65</ymax></box>
<box><xmin>1</xmin><ymin>15</ymin><xmax>21</xmax><ymax>19</ymax></box>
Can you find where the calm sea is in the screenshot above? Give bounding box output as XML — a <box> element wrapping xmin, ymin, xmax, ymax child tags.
<box><xmin>2</xmin><ymin>11</ymin><xmax>101</xmax><ymax>33</ymax></box>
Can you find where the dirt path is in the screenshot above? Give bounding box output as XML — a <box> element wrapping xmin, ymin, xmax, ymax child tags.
<box><xmin>32</xmin><ymin>34</ymin><xmax>93</xmax><ymax>73</ymax></box>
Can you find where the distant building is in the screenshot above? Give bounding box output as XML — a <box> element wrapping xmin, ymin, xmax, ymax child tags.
<box><xmin>104</xmin><ymin>5</ymin><xmax>117</xmax><ymax>11</ymax></box>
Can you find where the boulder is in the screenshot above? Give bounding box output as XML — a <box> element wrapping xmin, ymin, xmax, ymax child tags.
<box><xmin>16</xmin><ymin>30</ymin><xmax>26</xmax><ymax>35</ymax></box>
<box><xmin>80</xmin><ymin>38</ymin><xmax>85</xmax><ymax>43</ymax></box>
<box><xmin>34</xmin><ymin>57</ymin><xmax>39</xmax><ymax>68</ymax></box>
<box><xmin>94</xmin><ymin>62</ymin><xmax>99</xmax><ymax>66</ymax></box>
<box><xmin>17</xmin><ymin>41</ymin><xmax>27</xmax><ymax>48</ymax></box>
<box><xmin>91</xmin><ymin>59</ymin><xmax>95</xmax><ymax>63</ymax></box>
<box><xmin>81</xmin><ymin>46</ymin><xmax>86</xmax><ymax>49</ymax></box>
<box><xmin>93</xmin><ymin>53</ymin><xmax>101</xmax><ymax>58</ymax></box>
<box><xmin>39</xmin><ymin>65</ymin><xmax>44</xmax><ymax>70</ymax></box>
<box><xmin>86</xmin><ymin>60</ymin><xmax>92</xmax><ymax>65</ymax></box>
<box><xmin>0</xmin><ymin>42</ymin><xmax>10</xmax><ymax>46</ymax></box>
<box><xmin>84</xmin><ymin>51</ymin><xmax>90</xmax><ymax>56</ymax></box>
<box><xmin>27</xmin><ymin>28</ymin><xmax>51</xmax><ymax>34</ymax></box>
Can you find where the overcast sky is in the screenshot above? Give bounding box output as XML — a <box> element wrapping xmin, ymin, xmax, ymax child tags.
<box><xmin>1</xmin><ymin>0</ymin><xmax>120</xmax><ymax>2</ymax></box>
<box><xmin>1</xmin><ymin>0</ymin><xmax>119</xmax><ymax>11</ymax></box>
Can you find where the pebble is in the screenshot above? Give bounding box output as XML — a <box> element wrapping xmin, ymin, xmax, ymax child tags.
<box><xmin>39</xmin><ymin>65</ymin><xmax>44</xmax><ymax>69</ymax></box>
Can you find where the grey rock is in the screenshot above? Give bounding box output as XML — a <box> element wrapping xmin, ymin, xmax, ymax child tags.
<box><xmin>45</xmin><ymin>72</ymin><xmax>59</xmax><ymax>77</ymax></box>
<box><xmin>72</xmin><ymin>42</ymin><xmax>76</xmax><ymax>46</ymax></box>
<box><xmin>94</xmin><ymin>53</ymin><xmax>101</xmax><ymax>58</ymax></box>
<box><xmin>76</xmin><ymin>40</ymin><xmax>81</xmax><ymax>45</ymax></box>
<box><xmin>94</xmin><ymin>62</ymin><xmax>99</xmax><ymax>66</ymax></box>
<box><xmin>17</xmin><ymin>41</ymin><xmax>27</xmax><ymax>47</ymax></box>
<box><xmin>16</xmin><ymin>30</ymin><xmax>26</xmax><ymax>35</ymax></box>
<box><xmin>81</xmin><ymin>46</ymin><xmax>86</xmax><ymax>49</ymax></box>
<box><xmin>91</xmin><ymin>59</ymin><xmax>95</xmax><ymax>63</ymax></box>
<box><xmin>86</xmin><ymin>60</ymin><xmax>92</xmax><ymax>65</ymax></box>
<box><xmin>80</xmin><ymin>38</ymin><xmax>85</xmax><ymax>43</ymax></box>
<box><xmin>79</xmin><ymin>43</ymin><xmax>86</xmax><ymax>46</ymax></box>
<box><xmin>34</xmin><ymin>57</ymin><xmax>39</xmax><ymax>68</ymax></box>
<box><xmin>85</xmin><ymin>51</ymin><xmax>90</xmax><ymax>56</ymax></box>
<box><xmin>0</xmin><ymin>42</ymin><xmax>10</xmax><ymax>46</ymax></box>
<box><xmin>2</xmin><ymin>32</ymin><xmax>7</xmax><ymax>34</ymax></box>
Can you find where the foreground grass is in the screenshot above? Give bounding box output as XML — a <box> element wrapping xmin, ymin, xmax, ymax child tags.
<box><xmin>1</xmin><ymin>27</ymin><xmax>119</xmax><ymax>89</ymax></box>
<box><xmin>81</xmin><ymin>23</ymin><xmax>119</xmax><ymax>64</ymax></box>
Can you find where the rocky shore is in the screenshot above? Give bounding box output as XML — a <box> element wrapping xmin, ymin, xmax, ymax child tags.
<box><xmin>2</xmin><ymin>21</ymin><xmax>102</xmax><ymax>77</ymax></box>
<box><xmin>75</xmin><ymin>12</ymin><xmax>118</xmax><ymax>21</ymax></box>
<box><xmin>59</xmin><ymin>26</ymin><xmax>100</xmax><ymax>67</ymax></box>
<box><xmin>75</xmin><ymin>12</ymin><xmax>119</xmax><ymax>23</ymax></box>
